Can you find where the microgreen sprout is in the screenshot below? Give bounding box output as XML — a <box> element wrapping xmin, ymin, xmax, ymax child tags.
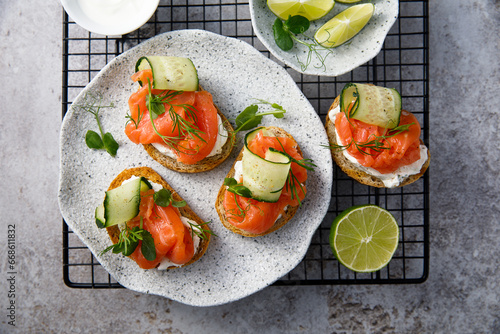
<box><xmin>233</xmin><ymin>100</ymin><xmax>286</xmax><ymax>134</ymax></box>
<box><xmin>153</xmin><ymin>188</ymin><xmax>187</xmax><ymax>208</ymax></box>
<box><xmin>272</xmin><ymin>15</ymin><xmax>334</xmax><ymax>72</ymax></box>
<box><xmin>100</xmin><ymin>218</ymin><xmax>156</xmax><ymax>261</ymax></box>
<box><xmin>224</xmin><ymin>177</ymin><xmax>253</xmax><ymax>198</ymax></box>
<box><xmin>75</xmin><ymin>93</ymin><xmax>118</xmax><ymax>157</ymax></box>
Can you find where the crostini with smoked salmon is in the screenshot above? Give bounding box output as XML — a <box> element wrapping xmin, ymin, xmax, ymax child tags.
<box><xmin>215</xmin><ymin>126</ymin><xmax>314</xmax><ymax>237</ymax></box>
<box><xmin>325</xmin><ymin>83</ymin><xmax>430</xmax><ymax>188</ymax></box>
<box><xmin>124</xmin><ymin>56</ymin><xmax>234</xmax><ymax>173</ymax></box>
<box><xmin>95</xmin><ymin>167</ymin><xmax>212</xmax><ymax>269</ymax></box>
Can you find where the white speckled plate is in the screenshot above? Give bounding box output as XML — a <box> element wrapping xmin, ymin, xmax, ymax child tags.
<box><xmin>58</xmin><ymin>30</ymin><xmax>332</xmax><ymax>307</ymax></box>
<box><xmin>250</xmin><ymin>0</ymin><xmax>398</xmax><ymax>76</ymax></box>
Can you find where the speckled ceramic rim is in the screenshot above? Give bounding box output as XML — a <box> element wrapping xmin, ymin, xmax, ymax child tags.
<box><xmin>58</xmin><ymin>29</ymin><xmax>332</xmax><ymax>307</ymax></box>
<box><xmin>249</xmin><ymin>0</ymin><xmax>399</xmax><ymax>76</ymax></box>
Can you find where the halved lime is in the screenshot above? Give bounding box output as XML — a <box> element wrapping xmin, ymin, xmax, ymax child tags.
<box><xmin>314</xmin><ymin>3</ymin><xmax>374</xmax><ymax>48</ymax></box>
<box><xmin>267</xmin><ymin>0</ymin><xmax>335</xmax><ymax>21</ymax></box>
<box><xmin>329</xmin><ymin>204</ymin><xmax>399</xmax><ymax>273</ymax></box>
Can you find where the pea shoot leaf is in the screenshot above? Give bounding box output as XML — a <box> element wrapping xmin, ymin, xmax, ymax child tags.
<box><xmin>100</xmin><ymin>224</ymin><xmax>156</xmax><ymax>260</ymax></box>
<box><xmin>153</xmin><ymin>188</ymin><xmax>173</xmax><ymax>207</ymax></box>
<box><xmin>234</xmin><ymin>101</ymin><xmax>286</xmax><ymax>133</ymax></box>
<box><xmin>76</xmin><ymin>93</ymin><xmax>118</xmax><ymax>157</ymax></box>
<box><xmin>140</xmin><ymin>230</ymin><xmax>156</xmax><ymax>261</ymax></box>
<box><xmin>103</xmin><ymin>132</ymin><xmax>119</xmax><ymax>157</ymax></box>
<box><xmin>85</xmin><ymin>130</ymin><xmax>104</xmax><ymax>149</ymax></box>
<box><xmin>273</xmin><ymin>18</ymin><xmax>294</xmax><ymax>51</ymax></box>
<box><xmin>286</xmin><ymin>15</ymin><xmax>310</xmax><ymax>34</ymax></box>
<box><xmin>235</xmin><ymin>105</ymin><xmax>260</xmax><ymax>131</ymax></box>
<box><xmin>153</xmin><ymin>188</ymin><xmax>187</xmax><ymax>208</ymax></box>
<box><xmin>224</xmin><ymin>177</ymin><xmax>253</xmax><ymax>198</ymax></box>
<box><xmin>147</xmin><ymin>94</ymin><xmax>166</xmax><ymax>119</ymax></box>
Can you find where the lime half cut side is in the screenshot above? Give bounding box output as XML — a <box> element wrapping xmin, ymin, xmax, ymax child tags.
<box><xmin>329</xmin><ymin>204</ymin><xmax>399</xmax><ymax>273</ymax></box>
<box><xmin>314</xmin><ymin>3</ymin><xmax>374</xmax><ymax>48</ymax></box>
<box><xmin>267</xmin><ymin>0</ymin><xmax>335</xmax><ymax>21</ymax></box>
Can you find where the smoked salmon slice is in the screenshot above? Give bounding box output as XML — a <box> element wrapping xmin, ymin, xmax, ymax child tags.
<box><xmin>223</xmin><ymin>130</ymin><xmax>307</xmax><ymax>235</ymax></box>
<box><xmin>335</xmin><ymin>110</ymin><xmax>422</xmax><ymax>174</ymax></box>
<box><xmin>125</xmin><ymin>69</ymin><xmax>219</xmax><ymax>165</ymax></box>
<box><xmin>127</xmin><ymin>189</ymin><xmax>195</xmax><ymax>269</ymax></box>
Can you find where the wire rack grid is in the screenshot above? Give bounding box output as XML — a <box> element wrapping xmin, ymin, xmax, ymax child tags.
<box><xmin>62</xmin><ymin>0</ymin><xmax>429</xmax><ymax>288</ymax></box>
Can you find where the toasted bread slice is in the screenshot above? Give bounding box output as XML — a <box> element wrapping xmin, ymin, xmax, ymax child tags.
<box><xmin>325</xmin><ymin>96</ymin><xmax>430</xmax><ymax>188</ymax></box>
<box><xmin>215</xmin><ymin>126</ymin><xmax>304</xmax><ymax>237</ymax></box>
<box><xmin>143</xmin><ymin>86</ymin><xmax>234</xmax><ymax>173</ymax></box>
<box><xmin>105</xmin><ymin>167</ymin><xmax>210</xmax><ymax>269</ymax></box>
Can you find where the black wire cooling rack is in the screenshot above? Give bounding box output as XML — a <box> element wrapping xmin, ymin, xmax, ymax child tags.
<box><xmin>62</xmin><ymin>0</ymin><xmax>429</xmax><ymax>288</ymax></box>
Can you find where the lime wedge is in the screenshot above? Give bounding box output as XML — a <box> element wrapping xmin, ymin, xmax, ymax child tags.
<box><xmin>329</xmin><ymin>204</ymin><xmax>399</xmax><ymax>273</ymax></box>
<box><xmin>267</xmin><ymin>0</ymin><xmax>335</xmax><ymax>21</ymax></box>
<box><xmin>336</xmin><ymin>0</ymin><xmax>362</xmax><ymax>3</ymax></box>
<box><xmin>314</xmin><ymin>3</ymin><xmax>374</xmax><ymax>48</ymax></box>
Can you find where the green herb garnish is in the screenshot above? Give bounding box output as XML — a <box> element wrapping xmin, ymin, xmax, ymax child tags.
<box><xmin>224</xmin><ymin>177</ymin><xmax>253</xmax><ymax>198</ymax></box>
<box><xmin>136</xmin><ymin>79</ymin><xmax>206</xmax><ymax>154</ymax></box>
<box><xmin>187</xmin><ymin>221</ymin><xmax>217</xmax><ymax>241</ymax></box>
<box><xmin>125</xmin><ymin>105</ymin><xmax>144</xmax><ymax>129</ymax></box>
<box><xmin>75</xmin><ymin>93</ymin><xmax>118</xmax><ymax>156</ymax></box>
<box><xmin>153</xmin><ymin>188</ymin><xmax>187</xmax><ymax>208</ymax></box>
<box><xmin>273</xmin><ymin>15</ymin><xmax>310</xmax><ymax>51</ymax></box>
<box><xmin>234</xmin><ymin>100</ymin><xmax>286</xmax><ymax>134</ymax></box>
<box><xmin>100</xmin><ymin>218</ymin><xmax>156</xmax><ymax>261</ymax></box>
<box><xmin>272</xmin><ymin>15</ymin><xmax>333</xmax><ymax>72</ymax></box>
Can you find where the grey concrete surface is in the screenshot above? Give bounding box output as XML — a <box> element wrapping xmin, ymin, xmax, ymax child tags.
<box><xmin>1</xmin><ymin>0</ymin><xmax>499</xmax><ymax>333</ymax></box>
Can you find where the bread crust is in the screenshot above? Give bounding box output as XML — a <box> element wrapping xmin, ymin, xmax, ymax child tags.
<box><xmin>142</xmin><ymin>87</ymin><xmax>235</xmax><ymax>173</ymax></box>
<box><xmin>325</xmin><ymin>96</ymin><xmax>430</xmax><ymax>188</ymax></box>
<box><xmin>215</xmin><ymin>126</ymin><xmax>303</xmax><ymax>237</ymax></box>
<box><xmin>105</xmin><ymin>167</ymin><xmax>210</xmax><ymax>269</ymax></box>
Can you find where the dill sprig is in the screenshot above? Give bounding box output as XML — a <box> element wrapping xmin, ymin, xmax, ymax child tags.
<box><xmin>125</xmin><ymin>105</ymin><xmax>144</xmax><ymax>129</ymax></box>
<box><xmin>187</xmin><ymin>221</ymin><xmax>217</xmax><ymax>241</ymax></box>
<box><xmin>226</xmin><ymin>193</ymin><xmax>264</xmax><ymax>220</ymax></box>
<box><xmin>140</xmin><ymin>79</ymin><xmax>206</xmax><ymax>154</ymax></box>
<box><xmin>285</xmin><ymin>169</ymin><xmax>307</xmax><ymax>206</ymax></box>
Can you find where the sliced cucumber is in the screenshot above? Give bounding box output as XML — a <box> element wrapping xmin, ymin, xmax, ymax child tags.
<box><xmin>135</xmin><ymin>56</ymin><xmax>199</xmax><ymax>91</ymax></box>
<box><xmin>95</xmin><ymin>177</ymin><xmax>152</xmax><ymax>228</ymax></box>
<box><xmin>242</xmin><ymin>128</ymin><xmax>291</xmax><ymax>203</ymax></box>
<box><xmin>340</xmin><ymin>83</ymin><xmax>402</xmax><ymax>129</ymax></box>
<box><xmin>95</xmin><ymin>204</ymin><xmax>105</xmax><ymax>228</ymax></box>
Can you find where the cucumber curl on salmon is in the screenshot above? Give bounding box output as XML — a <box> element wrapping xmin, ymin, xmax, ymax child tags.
<box><xmin>96</xmin><ymin>167</ymin><xmax>213</xmax><ymax>270</ymax></box>
<box><xmin>215</xmin><ymin>126</ymin><xmax>315</xmax><ymax>237</ymax></box>
<box><xmin>325</xmin><ymin>83</ymin><xmax>430</xmax><ymax>188</ymax></box>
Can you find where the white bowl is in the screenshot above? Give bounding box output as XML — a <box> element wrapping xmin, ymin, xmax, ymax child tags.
<box><xmin>61</xmin><ymin>0</ymin><xmax>160</xmax><ymax>36</ymax></box>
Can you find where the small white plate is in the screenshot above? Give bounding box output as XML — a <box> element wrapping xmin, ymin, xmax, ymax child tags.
<box><xmin>61</xmin><ymin>0</ymin><xmax>159</xmax><ymax>36</ymax></box>
<box><xmin>58</xmin><ymin>30</ymin><xmax>332</xmax><ymax>306</ymax></box>
<box><xmin>250</xmin><ymin>0</ymin><xmax>399</xmax><ymax>76</ymax></box>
